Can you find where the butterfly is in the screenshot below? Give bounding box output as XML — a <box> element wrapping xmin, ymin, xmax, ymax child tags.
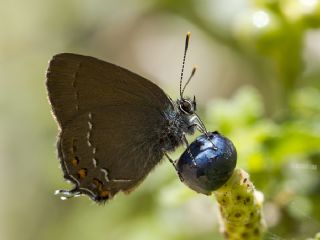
<box><xmin>46</xmin><ymin>32</ymin><xmax>209</xmax><ymax>203</ymax></box>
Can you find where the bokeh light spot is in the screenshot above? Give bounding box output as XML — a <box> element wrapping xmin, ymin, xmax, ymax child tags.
<box><xmin>252</xmin><ymin>10</ymin><xmax>270</xmax><ymax>28</ymax></box>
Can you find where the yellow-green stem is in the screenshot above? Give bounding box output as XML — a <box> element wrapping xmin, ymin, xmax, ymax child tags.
<box><xmin>214</xmin><ymin>169</ymin><xmax>265</xmax><ymax>240</ymax></box>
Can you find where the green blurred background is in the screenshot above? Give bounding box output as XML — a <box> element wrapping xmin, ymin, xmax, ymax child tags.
<box><xmin>0</xmin><ymin>0</ymin><xmax>319</xmax><ymax>239</ymax></box>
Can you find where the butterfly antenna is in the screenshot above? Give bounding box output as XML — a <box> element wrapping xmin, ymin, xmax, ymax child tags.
<box><xmin>181</xmin><ymin>66</ymin><xmax>196</xmax><ymax>97</ymax></box>
<box><xmin>180</xmin><ymin>32</ymin><xmax>191</xmax><ymax>99</ymax></box>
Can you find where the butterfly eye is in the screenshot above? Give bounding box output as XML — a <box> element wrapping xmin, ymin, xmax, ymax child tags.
<box><xmin>180</xmin><ymin>100</ymin><xmax>194</xmax><ymax>114</ymax></box>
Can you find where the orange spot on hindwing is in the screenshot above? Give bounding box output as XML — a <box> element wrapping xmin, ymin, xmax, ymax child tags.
<box><xmin>77</xmin><ymin>168</ymin><xmax>87</xmax><ymax>178</ymax></box>
<box><xmin>71</xmin><ymin>156</ymin><xmax>79</xmax><ymax>166</ymax></box>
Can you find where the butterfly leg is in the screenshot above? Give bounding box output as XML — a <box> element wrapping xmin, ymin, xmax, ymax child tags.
<box><xmin>182</xmin><ymin>133</ymin><xmax>190</xmax><ymax>148</ymax></box>
<box><xmin>188</xmin><ymin>123</ymin><xmax>217</xmax><ymax>150</ymax></box>
<box><xmin>182</xmin><ymin>133</ymin><xmax>197</xmax><ymax>166</ymax></box>
<box><xmin>163</xmin><ymin>151</ymin><xmax>185</xmax><ymax>182</ymax></box>
<box><xmin>163</xmin><ymin>151</ymin><xmax>177</xmax><ymax>170</ymax></box>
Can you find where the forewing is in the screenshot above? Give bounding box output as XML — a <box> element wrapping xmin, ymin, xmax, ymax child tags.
<box><xmin>46</xmin><ymin>53</ymin><xmax>170</xmax><ymax>128</ymax></box>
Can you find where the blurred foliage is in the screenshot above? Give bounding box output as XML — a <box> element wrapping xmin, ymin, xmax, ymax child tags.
<box><xmin>206</xmin><ymin>85</ymin><xmax>320</xmax><ymax>239</ymax></box>
<box><xmin>0</xmin><ymin>0</ymin><xmax>320</xmax><ymax>240</ymax></box>
<box><xmin>307</xmin><ymin>232</ymin><xmax>320</xmax><ymax>240</ymax></box>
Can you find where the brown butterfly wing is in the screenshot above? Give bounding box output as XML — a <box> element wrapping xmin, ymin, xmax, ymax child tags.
<box><xmin>58</xmin><ymin>105</ymin><xmax>165</xmax><ymax>202</ymax></box>
<box><xmin>46</xmin><ymin>53</ymin><xmax>174</xmax><ymax>202</ymax></box>
<box><xmin>46</xmin><ymin>53</ymin><xmax>170</xmax><ymax>128</ymax></box>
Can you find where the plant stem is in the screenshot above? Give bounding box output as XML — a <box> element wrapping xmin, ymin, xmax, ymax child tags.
<box><xmin>214</xmin><ymin>169</ymin><xmax>265</xmax><ymax>240</ymax></box>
